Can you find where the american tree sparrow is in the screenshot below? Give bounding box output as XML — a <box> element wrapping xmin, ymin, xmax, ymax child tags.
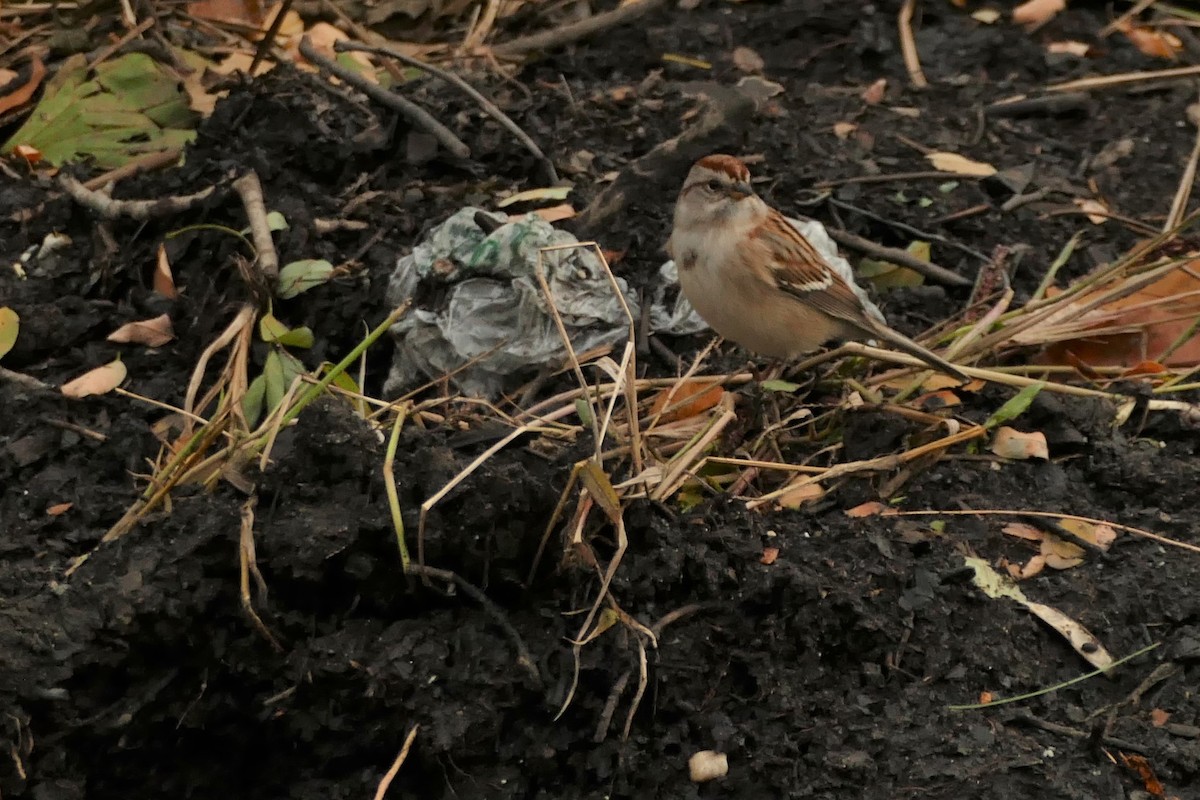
<box><xmin>668</xmin><ymin>154</ymin><xmax>967</xmax><ymax>383</ymax></box>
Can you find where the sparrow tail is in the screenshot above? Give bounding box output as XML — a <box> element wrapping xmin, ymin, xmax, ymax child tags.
<box><xmin>862</xmin><ymin>322</ymin><xmax>969</xmax><ymax>384</ymax></box>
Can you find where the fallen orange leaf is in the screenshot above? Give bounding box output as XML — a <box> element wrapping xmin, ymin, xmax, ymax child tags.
<box><xmin>760</xmin><ymin>547</ymin><xmax>779</xmax><ymax>565</ymax></box>
<box><xmin>46</xmin><ymin>502</ymin><xmax>73</xmax><ymax>516</ymax></box>
<box><xmin>1150</xmin><ymin>708</ymin><xmax>1171</xmax><ymax>727</ymax></box>
<box><xmin>0</xmin><ymin>55</ymin><xmax>46</xmax><ymax>115</ymax></box>
<box><xmin>648</xmin><ymin>382</ymin><xmax>724</xmax><ymax>423</ymax></box>
<box><xmin>846</xmin><ymin>501</ymin><xmax>891</xmax><ymax>518</ymax></box>
<box><xmin>1118</xmin><ymin>21</ymin><xmax>1182</xmax><ymax>60</ymax></box>
<box><xmin>1036</xmin><ymin>256</ymin><xmax>1200</xmax><ymax>368</ymax></box>
<box><xmin>991</xmin><ymin>427</ymin><xmax>1048</xmax><ymax>460</ymax></box>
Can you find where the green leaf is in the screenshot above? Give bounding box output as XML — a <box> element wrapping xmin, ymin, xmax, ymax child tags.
<box><xmin>760</xmin><ymin>379</ymin><xmax>801</xmax><ymax>393</ymax></box>
<box><xmin>1</xmin><ymin>53</ymin><xmax>197</xmax><ymax>169</ymax></box>
<box><xmin>263</xmin><ymin>350</ymin><xmax>286</xmax><ymax>414</ymax></box>
<box><xmin>266</xmin><ymin>211</ymin><xmax>288</xmax><ymax>231</ymax></box>
<box><xmin>258</xmin><ymin>311</ymin><xmax>314</xmax><ymax>348</ymax></box>
<box><xmin>0</xmin><ymin>306</ymin><xmax>19</xmax><ymax>361</ymax></box>
<box><xmin>276</xmin><ymin>326</ymin><xmax>314</xmax><ymax>348</ymax></box>
<box><xmin>276</xmin><ymin>259</ymin><xmax>335</xmax><ymax>299</ymax></box>
<box><xmin>983</xmin><ymin>382</ymin><xmax>1045</xmax><ymax>430</ymax></box>
<box><xmin>574</xmin><ymin>397</ymin><xmax>593</xmax><ymax>425</ymax></box>
<box><xmin>243</xmin><ymin>373</ymin><xmax>266</xmax><ymax>428</ymax></box>
<box><xmin>259</xmin><ymin>312</ymin><xmax>290</xmax><ymax>343</ymax></box>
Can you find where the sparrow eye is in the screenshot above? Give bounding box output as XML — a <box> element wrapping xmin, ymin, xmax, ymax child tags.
<box><xmin>705</xmin><ymin>179</ymin><xmax>721</xmax><ymax>192</ymax></box>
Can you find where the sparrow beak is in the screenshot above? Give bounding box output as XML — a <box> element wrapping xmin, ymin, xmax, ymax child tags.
<box><xmin>728</xmin><ymin>181</ymin><xmax>755</xmax><ymax>200</ymax></box>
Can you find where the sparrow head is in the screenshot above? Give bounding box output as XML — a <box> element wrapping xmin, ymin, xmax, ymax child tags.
<box><xmin>674</xmin><ymin>154</ymin><xmax>759</xmax><ymax>229</ymax></box>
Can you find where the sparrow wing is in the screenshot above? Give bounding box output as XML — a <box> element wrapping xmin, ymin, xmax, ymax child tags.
<box><xmin>753</xmin><ymin>213</ymin><xmax>877</xmax><ymax>330</ymax></box>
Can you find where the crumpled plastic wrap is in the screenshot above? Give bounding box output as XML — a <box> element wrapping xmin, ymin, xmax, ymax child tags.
<box><xmin>384</xmin><ymin>208</ymin><xmax>706</xmax><ymax>397</ymax></box>
<box><xmin>384</xmin><ymin>207</ymin><xmax>879</xmax><ymax>398</ymax></box>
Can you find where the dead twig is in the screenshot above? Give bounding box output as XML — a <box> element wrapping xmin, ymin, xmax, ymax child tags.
<box><xmin>374</xmin><ymin>724</ymin><xmax>420</xmax><ymax>800</ymax></box>
<box><xmin>82</xmin><ymin>146</ymin><xmax>184</xmax><ymax>191</ymax></box>
<box><xmin>336</xmin><ymin>40</ymin><xmax>557</xmax><ymax>183</ymax></box>
<box><xmin>898</xmin><ymin>0</ymin><xmax>928</xmax><ymax>88</ymax></box>
<box><xmin>826</xmin><ymin>227</ymin><xmax>970</xmax><ymax>287</ymax></box>
<box><xmin>232</xmin><ymin>171</ymin><xmax>279</xmax><ymax>281</ymax></box>
<box><xmin>1165</xmin><ymin>100</ymin><xmax>1200</xmax><ymax>231</ymax></box>
<box><xmin>1046</xmin><ymin>64</ymin><xmax>1200</xmax><ymax>93</ymax></box>
<box><xmin>816</xmin><ymin>171</ymin><xmax>986</xmax><ymax>189</ymax></box>
<box><xmin>494</xmin><ymin>0</ymin><xmax>670</xmax><ymax>58</ymax></box>
<box><xmin>238</xmin><ymin>497</ymin><xmax>283</xmax><ymax>652</ymax></box>
<box><xmin>60</xmin><ymin>175</ymin><xmax>216</xmax><ymax>221</ymax></box>
<box><xmin>406</xmin><ymin>564</ymin><xmax>542</xmax><ymax>689</ymax></box>
<box><xmin>250</xmin><ymin>0</ymin><xmax>293</xmax><ymax>75</ymax></box>
<box><xmin>298</xmin><ymin>36</ymin><xmax>470</xmax><ymax>159</ymax></box>
<box><xmin>825</xmin><ymin>196</ymin><xmax>990</xmax><ymax>262</ymax></box>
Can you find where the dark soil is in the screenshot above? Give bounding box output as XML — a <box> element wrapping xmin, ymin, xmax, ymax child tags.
<box><xmin>3</xmin><ymin>2</ymin><xmax>1200</xmax><ymax>798</ymax></box>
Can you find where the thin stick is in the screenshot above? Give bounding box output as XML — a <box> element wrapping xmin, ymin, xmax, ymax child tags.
<box><xmin>891</xmin><ymin>509</ymin><xmax>1200</xmax><ymax>555</ymax></box>
<box><xmin>898</xmin><ymin>0</ymin><xmax>928</xmax><ymax>88</ymax></box>
<box><xmin>494</xmin><ymin>0</ymin><xmax>669</xmax><ymax>57</ymax></box>
<box><xmin>846</xmin><ymin>342</ymin><xmax>1117</xmax><ymax>398</ymax></box>
<box><xmin>1165</xmin><ymin>103</ymin><xmax>1200</xmax><ymax>231</ymax></box>
<box><xmin>406</xmin><ymin>565</ymin><xmax>542</xmax><ymax>687</ymax></box>
<box><xmin>816</xmin><ymin>171</ymin><xmax>983</xmax><ymax>189</ymax></box>
<box><xmin>948</xmin><ymin>643</ymin><xmax>1160</xmax><ymax>711</ymax></box>
<box><xmin>1046</xmin><ymin>64</ymin><xmax>1200</xmax><ymax>93</ymax></box>
<box><xmin>298</xmin><ymin>36</ymin><xmax>470</xmax><ymax>159</ymax></box>
<box><xmin>1099</xmin><ymin>0</ymin><xmax>1160</xmax><ymax>37</ymax></box>
<box><xmin>233</xmin><ymin>171</ymin><xmax>279</xmax><ymax>280</ymax></box>
<box><xmin>826</xmin><ymin>227</ymin><xmax>968</xmax><ymax>286</ymax></box>
<box><xmin>336</xmin><ymin>41</ymin><xmax>557</xmax><ymax>182</ymax></box>
<box><xmin>373</xmin><ymin>724</ymin><xmax>420</xmax><ymax>800</ymax></box>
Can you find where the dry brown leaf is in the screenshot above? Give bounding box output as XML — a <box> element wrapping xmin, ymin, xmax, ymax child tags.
<box><xmin>846</xmin><ymin>501</ymin><xmax>891</xmax><ymax>518</ymax></box>
<box><xmin>1074</xmin><ymin>197</ymin><xmax>1109</xmax><ymax>224</ymax></box>
<box><xmin>777</xmin><ymin>482</ymin><xmax>823</xmax><ymax>509</ymax></box>
<box><xmin>1025</xmin><ymin>601</ymin><xmax>1113</xmax><ymax>670</ymax></box>
<box><xmin>1057</xmin><ymin>518</ymin><xmax>1117</xmax><ymax>550</ymax></box>
<box><xmin>1002</xmin><ymin>522</ymin><xmax>1044</xmax><ymax>542</ymax></box>
<box><xmin>1118</xmin><ymin>21</ymin><xmax>1182</xmax><ymax>60</ymax></box>
<box><xmin>61</xmin><ymin>358</ymin><xmax>127</xmax><ymax>398</ymax></box>
<box><xmin>991</xmin><ymin>427</ymin><xmax>1049</xmax><ymax>460</ymax></box>
<box><xmin>46</xmin><ymin>502</ymin><xmax>73</xmax><ymax>516</ymax></box>
<box><xmin>1041</xmin><ymin>533</ymin><xmax>1085</xmax><ymax>570</ymax></box>
<box><xmin>731</xmin><ymin>46</ymin><xmax>764</xmax><ymax>74</ymax></box>
<box><xmin>1120</xmin><ymin>753</ymin><xmax>1166</xmax><ymax>797</ymax></box>
<box><xmin>833</xmin><ymin>121</ymin><xmax>857</xmax><ymax>139</ymax></box>
<box><xmin>107</xmin><ymin>314</ymin><xmax>175</xmax><ymax>347</ymax></box>
<box><xmin>1012</xmin><ymin>0</ymin><xmax>1065</xmax><ymax>27</ymax></box>
<box><xmin>927</xmin><ymin>151</ymin><xmax>997</xmax><ymax>177</ymax></box>
<box><xmin>1034</xmin><ymin>255</ymin><xmax>1200</xmax><ymax>368</ymax></box>
<box><xmin>649</xmin><ymin>382</ymin><xmax>725</xmax><ymax>423</ymax></box>
<box><xmin>1047</xmin><ymin>40</ymin><xmax>1092</xmax><ymax>57</ymax></box>
<box><xmin>188</xmin><ymin>0</ymin><xmax>265</xmax><ymax>25</ymax></box>
<box><xmin>914</xmin><ymin>389</ymin><xmax>962</xmax><ymax>410</ymax></box>
<box><xmin>154</xmin><ymin>244</ymin><xmax>177</xmax><ymax>298</ymax></box>
<box><xmin>532</xmin><ymin>203</ymin><xmax>576</xmax><ymax>223</ymax></box>
<box><xmin>861</xmin><ymin>78</ymin><xmax>887</xmax><ymax>105</ymax></box>
<box><xmin>760</xmin><ymin>547</ymin><xmax>779</xmax><ymax>565</ymax></box>
<box><xmin>1015</xmin><ymin>554</ymin><xmax>1047</xmax><ymax>579</ymax></box>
